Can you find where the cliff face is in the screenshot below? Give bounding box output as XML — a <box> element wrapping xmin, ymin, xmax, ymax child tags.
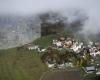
<box><xmin>0</xmin><ymin>15</ymin><xmax>41</xmax><ymax>49</ymax></box>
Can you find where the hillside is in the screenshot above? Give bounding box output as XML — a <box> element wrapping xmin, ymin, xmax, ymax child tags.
<box><xmin>0</xmin><ymin>33</ymin><xmax>100</xmax><ymax>80</ymax></box>
<box><xmin>0</xmin><ymin>48</ymin><xmax>48</xmax><ymax>80</ymax></box>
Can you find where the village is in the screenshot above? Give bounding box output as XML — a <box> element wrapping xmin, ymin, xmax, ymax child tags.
<box><xmin>23</xmin><ymin>36</ymin><xmax>100</xmax><ymax>76</ymax></box>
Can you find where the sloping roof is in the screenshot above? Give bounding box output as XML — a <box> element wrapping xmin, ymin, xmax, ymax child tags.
<box><xmin>96</xmin><ymin>71</ymin><xmax>100</xmax><ymax>75</ymax></box>
<box><xmin>86</xmin><ymin>66</ymin><xmax>95</xmax><ymax>71</ymax></box>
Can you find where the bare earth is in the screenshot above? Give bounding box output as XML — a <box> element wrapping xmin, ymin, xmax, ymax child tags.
<box><xmin>42</xmin><ymin>70</ymin><xmax>82</xmax><ymax>80</ymax></box>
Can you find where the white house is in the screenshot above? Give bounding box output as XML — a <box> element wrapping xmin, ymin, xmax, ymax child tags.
<box><xmin>56</xmin><ymin>41</ymin><xmax>62</xmax><ymax>47</ymax></box>
<box><xmin>90</xmin><ymin>51</ymin><xmax>100</xmax><ymax>57</ymax></box>
<box><xmin>83</xmin><ymin>66</ymin><xmax>95</xmax><ymax>73</ymax></box>
<box><xmin>28</xmin><ymin>45</ymin><xmax>39</xmax><ymax>50</ymax></box>
<box><xmin>71</xmin><ymin>42</ymin><xmax>83</xmax><ymax>53</ymax></box>
<box><xmin>58</xmin><ymin>63</ymin><xmax>65</xmax><ymax>69</ymax></box>
<box><xmin>64</xmin><ymin>40</ymin><xmax>72</xmax><ymax>46</ymax></box>
<box><xmin>46</xmin><ymin>62</ymin><xmax>55</xmax><ymax>68</ymax></box>
<box><xmin>37</xmin><ymin>48</ymin><xmax>46</xmax><ymax>52</ymax></box>
<box><xmin>88</xmin><ymin>41</ymin><xmax>94</xmax><ymax>48</ymax></box>
<box><xmin>96</xmin><ymin>71</ymin><xmax>100</xmax><ymax>75</ymax></box>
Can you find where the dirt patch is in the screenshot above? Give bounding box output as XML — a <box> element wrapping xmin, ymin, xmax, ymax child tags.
<box><xmin>42</xmin><ymin>70</ymin><xmax>82</xmax><ymax>80</ymax></box>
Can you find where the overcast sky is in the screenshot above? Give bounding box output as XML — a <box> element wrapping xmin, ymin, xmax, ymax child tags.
<box><xmin>0</xmin><ymin>0</ymin><xmax>100</xmax><ymax>33</ymax></box>
<box><xmin>0</xmin><ymin>0</ymin><xmax>99</xmax><ymax>15</ymax></box>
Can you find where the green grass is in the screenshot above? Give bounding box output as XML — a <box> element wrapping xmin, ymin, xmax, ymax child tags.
<box><xmin>0</xmin><ymin>32</ymin><xmax>75</xmax><ymax>80</ymax></box>
<box><xmin>33</xmin><ymin>35</ymin><xmax>55</xmax><ymax>48</ymax></box>
<box><xmin>0</xmin><ymin>48</ymin><xmax>48</xmax><ymax>80</ymax></box>
<box><xmin>33</xmin><ymin>33</ymin><xmax>73</xmax><ymax>48</ymax></box>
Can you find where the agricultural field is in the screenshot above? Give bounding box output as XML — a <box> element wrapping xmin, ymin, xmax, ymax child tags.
<box><xmin>0</xmin><ymin>48</ymin><xmax>48</xmax><ymax>80</ymax></box>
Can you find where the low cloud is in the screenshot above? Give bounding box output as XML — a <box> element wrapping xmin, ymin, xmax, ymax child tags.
<box><xmin>0</xmin><ymin>0</ymin><xmax>100</xmax><ymax>48</ymax></box>
<box><xmin>0</xmin><ymin>0</ymin><xmax>100</xmax><ymax>34</ymax></box>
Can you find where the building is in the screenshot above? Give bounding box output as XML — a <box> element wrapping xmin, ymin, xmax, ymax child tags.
<box><xmin>83</xmin><ymin>66</ymin><xmax>96</xmax><ymax>73</ymax></box>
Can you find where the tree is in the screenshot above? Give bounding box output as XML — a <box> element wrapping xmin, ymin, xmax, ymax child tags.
<box><xmin>41</xmin><ymin>48</ymin><xmax>60</xmax><ymax>64</ymax></box>
<box><xmin>80</xmin><ymin>58</ymin><xmax>87</xmax><ymax>67</ymax></box>
<box><xmin>84</xmin><ymin>53</ymin><xmax>92</xmax><ymax>65</ymax></box>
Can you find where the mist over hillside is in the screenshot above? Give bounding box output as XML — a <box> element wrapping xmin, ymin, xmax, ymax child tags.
<box><xmin>0</xmin><ymin>9</ymin><xmax>100</xmax><ymax>49</ymax></box>
<box><xmin>0</xmin><ymin>15</ymin><xmax>41</xmax><ymax>49</ymax></box>
<box><xmin>0</xmin><ymin>10</ymin><xmax>86</xmax><ymax>49</ymax></box>
<box><xmin>0</xmin><ymin>0</ymin><xmax>100</xmax><ymax>49</ymax></box>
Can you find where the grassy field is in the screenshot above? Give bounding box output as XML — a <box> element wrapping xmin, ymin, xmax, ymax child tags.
<box><xmin>33</xmin><ymin>35</ymin><xmax>55</xmax><ymax>48</ymax></box>
<box><xmin>0</xmin><ymin>48</ymin><xmax>48</xmax><ymax>80</ymax></box>
<box><xmin>0</xmin><ymin>35</ymin><xmax>57</xmax><ymax>80</ymax></box>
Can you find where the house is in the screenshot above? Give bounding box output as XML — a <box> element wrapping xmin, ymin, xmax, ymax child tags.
<box><xmin>47</xmin><ymin>63</ymin><xmax>55</xmax><ymax>68</ymax></box>
<box><xmin>65</xmin><ymin>62</ymin><xmax>74</xmax><ymax>67</ymax></box>
<box><xmin>55</xmin><ymin>41</ymin><xmax>63</xmax><ymax>48</ymax></box>
<box><xmin>96</xmin><ymin>71</ymin><xmax>100</xmax><ymax>75</ymax></box>
<box><xmin>52</xmin><ymin>40</ymin><xmax>63</xmax><ymax>48</ymax></box>
<box><xmin>88</xmin><ymin>41</ymin><xmax>94</xmax><ymax>48</ymax></box>
<box><xmin>95</xmin><ymin>61</ymin><xmax>100</xmax><ymax>67</ymax></box>
<box><xmin>64</xmin><ymin>40</ymin><xmax>73</xmax><ymax>48</ymax></box>
<box><xmin>53</xmin><ymin>39</ymin><xmax>58</xmax><ymax>45</ymax></box>
<box><xmin>83</xmin><ymin>66</ymin><xmax>96</xmax><ymax>73</ymax></box>
<box><xmin>28</xmin><ymin>45</ymin><xmax>39</xmax><ymax>50</ymax></box>
<box><xmin>46</xmin><ymin>62</ymin><xmax>55</xmax><ymax>68</ymax></box>
<box><xmin>90</xmin><ymin>51</ymin><xmax>100</xmax><ymax>57</ymax></box>
<box><xmin>71</xmin><ymin>42</ymin><xmax>83</xmax><ymax>53</ymax></box>
<box><xmin>58</xmin><ymin>63</ymin><xmax>65</xmax><ymax>69</ymax></box>
<box><xmin>37</xmin><ymin>48</ymin><xmax>47</xmax><ymax>52</ymax></box>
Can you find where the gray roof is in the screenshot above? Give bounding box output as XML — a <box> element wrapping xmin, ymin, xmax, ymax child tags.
<box><xmin>86</xmin><ymin>66</ymin><xmax>95</xmax><ymax>71</ymax></box>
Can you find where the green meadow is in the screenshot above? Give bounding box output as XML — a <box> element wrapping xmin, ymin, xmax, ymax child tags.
<box><xmin>0</xmin><ymin>48</ymin><xmax>48</xmax><ymax>80</ymax></box>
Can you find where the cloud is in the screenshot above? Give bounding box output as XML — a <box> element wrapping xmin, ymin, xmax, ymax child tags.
<box><xmin>0</xmin><ymin>0</ymin><xmax>100</xmax><ymax>34</ymax></box>
<box><xmin>0</xmin><ymin>0</ymin><xmax>99</xmax><ymax>14</ymax></box>
<box><xmin>0</xmin><ymin>0</ymin><xmax>100</xmax><ymax>48</ymax></box>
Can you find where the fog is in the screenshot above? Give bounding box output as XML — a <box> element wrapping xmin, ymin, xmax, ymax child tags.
<box><xmin>0</xmin><ymin>0</ymin><xmax>100</xmax><ymax>49</ymax></box>
<box><xmin>0</xmin><ymin>0</ymin><xmax>100</xmax><ymax>33</ymax></box>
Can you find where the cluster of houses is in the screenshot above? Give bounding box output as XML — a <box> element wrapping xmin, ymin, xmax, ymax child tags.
<box><xmin>52</xmin><ymin>37</ymin><xmax>100</xmax><ymax>74</ymax></box>
<box><xmin>52</xmin><ymin>37</ymin><xmax>83</xmax><ymax>53</ymax></box>
<box><xmin>24</xmin><ymin>37</ymin><xmax>100</xmax><ymax>75</ymax></box>
<box><xmin>52</xmin><ymin>37</ymin><xmax>100</xmax><ymax>56</ymax></box>
<box><xmin>23</xmin><ymin>43</ymin><xmax>46</xmax><ymax>53</ymax></box>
